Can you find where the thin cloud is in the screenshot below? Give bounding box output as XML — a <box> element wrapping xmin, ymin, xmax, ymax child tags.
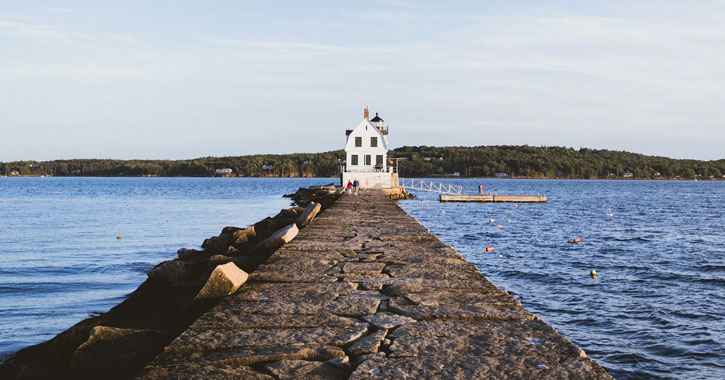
<box><xmin>0</xmin><ymin>19</ymin><xmax>90</xmax><ymax>45</ymax></box>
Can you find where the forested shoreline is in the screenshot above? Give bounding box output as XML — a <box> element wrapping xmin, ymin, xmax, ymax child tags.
<box><xmin>2</xmin><ymin>146</ymin><xmax>723</xmax><ymax>179</ymax></box>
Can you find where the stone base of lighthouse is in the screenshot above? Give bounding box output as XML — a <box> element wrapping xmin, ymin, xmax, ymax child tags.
<box><xmin>341</xmin><ymin>171</ymin><xmax>398</xmax><ymax>189</ymax></box>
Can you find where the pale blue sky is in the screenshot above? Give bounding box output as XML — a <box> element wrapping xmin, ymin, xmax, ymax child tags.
<box><xmin>1</xmin><ymin>1</ymin><xmax>724</xmax><ymax>161</ymax></box>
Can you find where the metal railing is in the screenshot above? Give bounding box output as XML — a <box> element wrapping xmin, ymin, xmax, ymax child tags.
<box><xmin>399</xmin><ymin>178</ymin><xmax>462</xmax><ymax>195</ymax></box>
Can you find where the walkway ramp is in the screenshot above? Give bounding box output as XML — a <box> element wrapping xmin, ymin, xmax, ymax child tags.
<box><xmin>399</xmin><ymin>178</ymin><xmax>462</xmax><ymax>195</ymax></box>
<box><xmin>138</xmin><ymin>190</ymin><xmax>611</xmax><ymax>379</ymax></box>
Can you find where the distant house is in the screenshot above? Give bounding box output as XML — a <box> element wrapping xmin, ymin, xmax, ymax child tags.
<box><xmin>446</xmin><ymin>172</ymin><xmax>460</xmax><ymax>177</ymax></box>
<box><xmin>623</xmin><ymin>172</ymin><xmax>634</xmax><ymax>178</ymax></box>
<box><xmin>29</xmin><ymin>164</ymin><xmax>39</xmax><ymax>168</ymax></box>
<box><xmin>262</xmin><ymin>165</ymin><xmax>274</xmax><ymax>170</ymax></box>
<box><xmin>494</xmin><ymin>173</ymin><xmax>508</xmax><ymax>178</ymax></box>
<box><xmin>423</xmin><ymin>157</ymin><xmax>432</xmax><ymax>162</ymax></box>
<box><xmin>215</xmin><ymin>168</ymin><xmax>233</xmax><ymax>174</ymax></box>
<box><xmin>10</xmin><ymin>170</ymin><xmax>20</xmax><ymax>176</ymax></box>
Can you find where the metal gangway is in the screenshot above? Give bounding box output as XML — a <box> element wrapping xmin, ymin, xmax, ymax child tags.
<box><xmin>399</xmin><ymin>178</ymin><xmax>463</xmax><ymax>195</ymax></box>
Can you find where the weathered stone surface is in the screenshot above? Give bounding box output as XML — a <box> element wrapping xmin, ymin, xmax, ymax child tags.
<box><xmin>295</xmin><ymin>202</ymin><xmax>322</xmax><ymax>228</ymax></box>
<box><xmin>342</xmin><ymin>262</ymin><xmax>386</xmax><ymax>274</ymax></box>
<box><xmin>221</xmin><ymin>295</ymin><xmax>380</xmax><ymax>317</ymax></box>
<box><xmin>151</xmin><ymin>345</ymin><xmax>345</xmax><ymax>367</ymax></box>
<box><xmin>326</xmin><ymin>355</ymin><xmax>351</xmax><ymax>371</ymax></box>
<box><xmin>388</xmin><ymin>297</ymin><xmax>533</xmax><ymax>321</ymax></box>
<box><xmin>362</xmin><ymin>312</ymin><xmax>416</xmax><ymax>329</ymax></box>
<box><xmin>387</xmin><ymin>286</ymin><xmax>521</xmax><ymax>307</ymax></box>
<box><xmin>388</xmin><ymin>320</ymin><xmax>585</xmax><ymax>360</ymax></box>
<box><xmin>349</xmin><ymin>355</ymin><xmax>612</xmax><ymax>380</ymax></box>
<box><xmin>250</xmin><ymin>223</ymin><xmax>298</xmax><ymax>254</ymax></box>
<box><xmin>138</xmin><ymin>363</ymin><xmax>272</xmax><ymax>380</ymax></box>
<box><xmin>347</xmin><ymin>328</ymin><xmax>388</xmax><ymax>356</ymax></box>
<box><xmin>191</xmin><ymin>313</ymin><xmax>360</xmax><ymax>331</ymax></box>
<box><xmin>166</xmin><ymin>324</ymin><xmax>368</xmax><ymax>353</ymax></box>
<box><xmin>264</xmin><ymin>359</ymin><xmax>348</xmax><ymax>380</ymax></box>
<box><xmin>195</xmin><ymin>262</ymin><xmax>248</xmax><ymax>299</ymax></box>
<box><xmin>267</xmin><ymin>249</ymin><xmax>346</xmax><ymax>262</ymax></box>
<box><xmin>225</xmin><ymin>281</ymin><xmax>356</xmax><ymax>303</ymax></box>
<box><xmin>69</xmin><ymin>326</ymin><xmax>167</xmax><ymax>380</ymax></box>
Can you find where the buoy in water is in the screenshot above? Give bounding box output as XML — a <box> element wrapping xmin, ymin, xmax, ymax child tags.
<box><xmin>590</xmin><ymin>270</ymin><xmax>597</xmax><ymax>278</ymax></box>
<box><xmin>488</xmin><ymin>218</ymin><xmax>495</xmax><ymax>223</ymax></box>
<box><xmin>166</xmin><ymin>219</ymin><xmax>170</xmax><ymax>223</ymax></box>
<box><xmin>441</xmin><ymin>210</ymin><xmax>445</xmax><ymax>214</ymax></box>
<box><xmin>513</xmin><ymin>204</ymin><xmax>518</xmax><ymax>208</ymax></box>
<box><xmin>507</xmin><ymin>219</ymin><xmax>512</xmax><ymax>223</ymax></box>
<box><xmin>485</xmin><ymin>246</ymin><xmax>495</xmax><ymax>252</ymax></box>
<box><xmin>568</xmin><ymin>238</ymin><xmax>582</xmax><ymax>243</ymax></box>
<box><xmin>497</xmin><ymin>225</ymin><xmax>503</xmax><ymax>228</ymax></box>
<box><xmin>116</xmin><ymin>236</ymin><xmax>123</xmax><ymax>239</ymax></box>
<box><xmin>669</xmin><ymin>205</ymin><xmax>674</xmax><ymax>209</ymax></box>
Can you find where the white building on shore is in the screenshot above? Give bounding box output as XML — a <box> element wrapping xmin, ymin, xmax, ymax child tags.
<box><xmin>341</xmin><ymin>108</ymin><xmax>397</xmax><ymax>188</ymax></box>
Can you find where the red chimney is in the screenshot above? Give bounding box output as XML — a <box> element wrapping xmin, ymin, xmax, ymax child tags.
<box><xmin>364</xmin><ymin>107</ymin><xmax>369</xmax><ymax>120</ymax></box>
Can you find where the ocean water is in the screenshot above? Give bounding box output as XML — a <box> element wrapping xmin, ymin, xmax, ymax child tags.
<box><xmin>399</xmin><ymin>179</ymin><xmax>724</xmax><ymax>380</ymax></box>
<box><xmin>0</xmin><ymin>177</ymin><xmax>332</xmax><ymax>361</ymax></box>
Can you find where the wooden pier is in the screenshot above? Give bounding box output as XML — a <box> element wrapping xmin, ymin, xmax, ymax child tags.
<box><xmin>440</xmin><ymin>193</ymin><xmax>547</xmax><ymax>203</ymax></box>
<box><xmin>138</xmin><ymin>189</ymin><xmax>607</xmax><ymax>379</ymax></box>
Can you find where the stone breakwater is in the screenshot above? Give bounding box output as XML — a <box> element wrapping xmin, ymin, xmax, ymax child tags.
<box><xmin>137</xmin><ymin>189</ymin><xmax>613</xmax><ymax>379</ymax></box>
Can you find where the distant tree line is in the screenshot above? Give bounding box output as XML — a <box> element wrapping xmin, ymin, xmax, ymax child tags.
<box><xmin>1</xmin><ymin>146</ymin><xmax>723</xmax><ymax>179</ymax></box>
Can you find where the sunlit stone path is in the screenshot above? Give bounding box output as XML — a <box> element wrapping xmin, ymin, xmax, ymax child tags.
<box><xmin>138</xmin><ymin>189</ymin><xmax>612</xmax><ymax>379</ymax></box>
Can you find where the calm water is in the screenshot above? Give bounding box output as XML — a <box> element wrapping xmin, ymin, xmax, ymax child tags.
<box><xmin>1</xmin><ymin>178</ymin><xmax>723</xmax><ymax>379</ymax></box>
<box><xmin>399</xmin><ymin>179</ymin><xmax>724</xmax><ymax>380</ymax></box>
<box><xmin>0</xmin><ymin>177</ymin><xmax>332</xmax><ymax>362</ymax></box>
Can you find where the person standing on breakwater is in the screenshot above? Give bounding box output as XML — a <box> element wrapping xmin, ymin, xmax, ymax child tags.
<box><xmin>347</xmin><ymin>180</ymin><xmax>353</xmax><ymax>195</ymax></box>
<box><xmin>478</xmin><ymin>184</ymin><xmax>483</xmax><ymax>196</ymax></box>
<box><xmin>353</xmin><ymin>179</ymin><xmax>360</xmax><ymax>196</ymax></box>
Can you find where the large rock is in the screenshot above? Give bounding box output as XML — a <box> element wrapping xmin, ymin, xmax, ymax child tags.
<box><xmin>196</xmin><ymin>262</ymin><xmax>249</xmax><ymax>299</ymax></box>
<box><xmin>295</xmin><ymin>202</ymin><xmax>322</xmax><ymax>228</ymax></box>
<box><xmin>68</xmin><ymin>326</ymin><xmax>168</xmax><ymax>380</ymax></box>
<box><xmin>147</xmin><ymin>260</ymin><xmax>198</xmax><ymax>284</ymax></box>
<box><xmin>177</xmin><ymin>248</ymin><xmax>209</xmax><ymax>261</ymax></box>
<box><xmin>231</xmin><ymin>226</ymin><xmax>256</xmax><ymax>246</ymax></box>
<box><xmin>249</xmin><ymin>224</ymin><xmax>298</xmax><ymax>255</ymax></box>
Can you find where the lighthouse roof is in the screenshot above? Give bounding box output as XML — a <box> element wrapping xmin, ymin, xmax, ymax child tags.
<box><xmin>370</xmin><ymin>113</ymin><xmax>383</xmax><ymax>122</ymax></box>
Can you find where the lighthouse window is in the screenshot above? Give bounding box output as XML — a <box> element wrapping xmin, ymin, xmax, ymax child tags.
<box><xmin>355</xmin><ymin>137</ymin><xmax>362</xmax><ymax>147</ymax></box>
<box><xmin>351</xmin><ymin>155</ymin><xmax>358</xmax><ymax>165</ymax></box>
<box><xmin>371</xmin><ymin>137</ymin><xmax>377</xmax><ymax>147</ymax></box>
<box><xmin>364</xmin><ymin>155</ymin><xmax>371</xmax><ymax>165</ymax></box>
<box><xmin>376</xmin><ymin>155</ymin><xmax>383</xmax><ymax>165</ymax></box>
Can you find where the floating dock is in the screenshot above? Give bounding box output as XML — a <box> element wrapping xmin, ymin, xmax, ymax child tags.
<box><xmin>440</xmin><ymin>193</ymin><xmax>547</xmax><ymax>203</ymax></box>
<box><xmin>138</xmin><ymin>189</ymin><xmax>607</xmax><ymax>379</ymax></box>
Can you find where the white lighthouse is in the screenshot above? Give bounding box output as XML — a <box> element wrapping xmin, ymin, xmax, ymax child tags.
<box><xmin>341</xmin><ymin>107</ymin><xmax>397</xmax><ymax>188</ymax></box>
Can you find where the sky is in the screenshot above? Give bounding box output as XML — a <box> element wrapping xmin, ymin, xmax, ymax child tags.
<box><xmin>1</xmin><ymin>0</ymin><xmax>724</xmax><ymax>161</ymax></box>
